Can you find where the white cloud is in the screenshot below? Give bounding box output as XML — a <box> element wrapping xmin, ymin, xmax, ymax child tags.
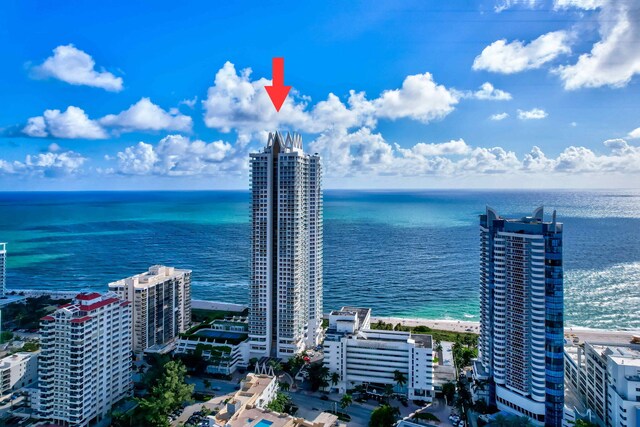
<box><xmin>115</xmin><ymin>135</ymin><xmax>238</xmax><ymax>176</ymax></box>
<box><xmin>470</xmin><ymin>82</ymin><xmax>512</xmax><ymax>101</ymax></box>
<box><xmin>553</xmin><ymin>0</ymin><xmax>606</xmax><ymax>10</ymax></box>
<box><xmin>628</xmin><ymin>127</ymin><xmax>640</xmax><ymax>139</ymax></box>
<box><xmin>202</xmin><ymin>62</ymin><xmax>459</xmax><ymax>134</ymax></box>
<box><xmin>309</xmin><ymin>129</ymin><xmax>640</xmax><ymax>179</ymax></box>
<box><xmin>179</xmin><ymin>97</ymin><xmax>198</xmax><ymax>108</ymax></box>
<box><xmin>0</xmin><ymin>150</ymin><xmax>87</xmax><ymax>177</ymax></box>
<box><xmin>473</xmin><ymin>31</ymin><xmax>571</xmax><ymax>74</ymax></box>
<box><xmin>99</xmin><ymin>98</ymin><xmax>193</xmax><ymax>133</ymax></box>
<box><xmin>373</xmin><ymin>72</ymin><xmax>459</xmax><ymax>122</ymax></box>
<box><xmin>555</xmin><ymin>1</ymin><xmax>640</xmax><ymax>89</ymax></box>
<box><xmin>495</xmin><ymin>0</ymin><xmax>538</xmax><ymax>13</ymax></box>
<box><xmin>33</xmin><ymin>45</ymin><xmax>123</xmax><ymax>92</ymax></box>
<box><xmin>23</xmin><ymin>106</ymin><xmax>107</xmax><ymax>139</ymax></box>
<box><xmin>518</xmin><ymin>108</ymin><xmax>548</xmax><ymax>119</ymax></box>
<box><xmin>490</xmin><ymin>112</ymin><xmax>509</xmax><ymax>121</ymax></box>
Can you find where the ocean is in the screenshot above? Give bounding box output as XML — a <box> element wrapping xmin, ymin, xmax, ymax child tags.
<box><xmin>1</xmin><ymin>189</ymin><xmax>639</xmax><ymax>329</ymax></box>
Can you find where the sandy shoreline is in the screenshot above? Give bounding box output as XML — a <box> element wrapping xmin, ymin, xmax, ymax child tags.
<box><xmin>373</xmin><ymin>316</ymin><xmax>640</xmax><ymax>344</ymax></box>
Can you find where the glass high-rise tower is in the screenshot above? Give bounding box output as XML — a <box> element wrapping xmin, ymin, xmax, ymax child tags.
<box><xmin>249</xmin><ymin>132</ymin><xmax>323</xmax><ymax>359</ymax></box>
<box><xmin>478</xmin><ymin>206</ymin><xmax>564</xmax><ymax>426</ymax></box>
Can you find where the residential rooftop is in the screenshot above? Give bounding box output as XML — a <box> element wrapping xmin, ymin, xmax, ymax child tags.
<box><xmin>108</xmin><ymin>265</ymin><xmax>191</xmax><ymax>289</ymax></box>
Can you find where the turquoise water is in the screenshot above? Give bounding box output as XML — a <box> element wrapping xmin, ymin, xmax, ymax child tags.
<box><xmin>1</xmin><ymin>190</ymin><xmax>639</xmax><ymax>329</ymax></box>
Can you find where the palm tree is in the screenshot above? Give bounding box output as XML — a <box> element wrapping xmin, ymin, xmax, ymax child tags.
<box><xmin>340</xmin><ymin>394</ymin><xmax>352</xmax><ymax>412</ymax></box>
<box><xmin>383</xmin><ymin>384</ymin><xmax>394</xmax><ymax>404</ymax></box>
<box><xmin>330</xmin><ymin>372</ymin><xmax>340</xmax><ymax>387</ymax></box>
<box><xmin>393</xmin><ymin>370</ymin><xmax>407</xmax><ymax>392</ymax></box>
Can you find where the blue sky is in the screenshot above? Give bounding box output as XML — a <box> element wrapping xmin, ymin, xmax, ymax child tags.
<box><xmin>1</xmin><ymin>0</ymin><xmax>639</xmax><ymax>190</ymax></box>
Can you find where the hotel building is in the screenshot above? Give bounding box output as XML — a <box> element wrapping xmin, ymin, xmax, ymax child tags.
<box><xmin>323</xmin><ymin>307</ymin><xmax>434</xmax><ymax>401</ymax></box>
<box><xmin>108</xmin><ymin>265</ymin><xmax>192</xmax><ymax>353</ymax></box>
<box><xmin>249</xmin><ymin>132</ymin><xmax>323</xmax><ymax>358</ymax></box>
<box><xmin>476</xmin><ymin>206</ymin><xmax>564</xmax><ymax>426</ymax></box>
<box><xmin>565</xmin><ymin>342</ymin><xmax>640</xmax><ymax>427</ymax></box>
<box><xmin>37</xmin><ymin>292</ymin><xmax>132</xmax><ymax>427</ymax></box>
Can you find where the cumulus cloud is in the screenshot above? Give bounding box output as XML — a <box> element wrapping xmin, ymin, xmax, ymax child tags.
<box><xmin>202</xmin><ymin>62</ymin><xmax>459</xmax><ymax>134</ymax></box>
<box><xmin>23</xmin><ymin>106</ymin><xmax>107</xmax><ymax>139</ymax></box>
<box><xmin>490</xmin><ymin>112</ymin><xmax>509</xmax><ymax>121</ymax></box>
<box><xmin>518</xmin><ymin>108</ymin><xmax>548</xmax><ymax>120</ymax></box>
<box><xmin>555</xmin><ymin>1</ymin><xmax>640</xmax><ymax>89</ymax></box>
<box><xmin>20</xmin><ymin>99</ymin><xmax>192</xmax><ymax>139</ymax></box>
<box><xmin>372</xmin><ymin>72</ymin><xmax>459</xmax><ymax>122</ymax></box>
<box><xmin>468</xmin><ymin>82</ymin><xmax>512</xmax><ymax>101</ymax></box>
<box><xmin>473</xmin><ymin>31</ymin><xmax>571</xmax><ymax>74</ymax></box>
<box><xmin>628</xmin><ymin>127</ymin><xmax>640</xmax><ymax>139</ymax></box>
<box><xmin>115</xmin><ymin>135</ymin><xmax>238</xmax><ymax>176</ymax></box>
<box><xmin>0</xmin><ymin>150</ymin><xmax>87</xmax><ymax>177</ymax></box>
<box><xmin>308</xmin><ymin>129</ymin><xmax>640</xmax><ymax>179</ymax></box>
<box><xmin>32</xmin><ymin>45</ymin><xmax>123</xmax><ymax>91</ymax></box>
<box><xmin>99</xmin><ymin>98</ymin><xmax>193</xmax><ymax>133</ymax></box>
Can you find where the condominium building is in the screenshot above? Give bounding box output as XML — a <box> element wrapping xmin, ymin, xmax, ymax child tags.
<box><xmin>564</xmin><ymin>342</ymin><xmax>640</xmax><ymax>427</ymax></box>
<box><xmin>0</xmin><ymin>352</ymin><xmax>38</xmax><ymax>396</ymax></box>
<box><xmin>323</xmin><ymin>307</ymin><xmax>434</xmax><ymax>401</ymax></box>
<box><xmin>249</xmin><ymin>132</ymin><xmax>323</xmax><ymax>359</ymax></box>
<box><xmin>476</xmin><ymin>206</ymin><xmax>564</xmax><ymax>426</ymax></box>
<box><xmin>38</xmin><ymin>292</ymin><xmax>132</xmax><ymax>427</ymax></box>
<box><xmin>0</xmin><ymin>242</ymin><xmax>6</xmax><ymax>298</ymax></box>
<box><xmin>108</xmin><ymin>265</ymin><xmax>192</xmax><ymax>353</ymax></box>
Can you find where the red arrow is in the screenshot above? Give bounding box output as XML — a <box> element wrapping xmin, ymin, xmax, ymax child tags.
<box><xmin>264</xmin><ymin>57</ymin><xmax>291</xmax><ymax>112</ymax></box>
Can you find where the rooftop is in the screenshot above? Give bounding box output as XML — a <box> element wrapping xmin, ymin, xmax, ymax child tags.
<box><xmin>108</xmin><ymin>265</ymin><xmax>191</xmax><ymax>289</ymax></box>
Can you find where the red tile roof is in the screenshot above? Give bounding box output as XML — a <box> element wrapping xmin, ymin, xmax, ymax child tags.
<box><xmin>75</xmin><ymin>292</ymin><xmax>102</xmax><ymax>301</ymax></box>
<box><xmin>79</xmin><ymin>297</ymin><xmax>119</xmax><ymax>312</ymax></box>
<box><xmin>70</xmin><ymin>316</ymin><xmax>93</xmax><ymax>324</ymax></box>
<box><xmin>41</xmin><ymin>315</ymin><xmax>55</xmax><ymax>321</ymax></box>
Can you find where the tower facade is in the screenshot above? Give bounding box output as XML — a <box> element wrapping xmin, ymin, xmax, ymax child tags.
<box><xmin>108</xmin><ymin>265</ymin><xmax>192</xmax><ymax>353</ymax></box>
<box><xmin>38</xmin><ymin>292</ymin><xmax>132</xmax><ymax>427</ymax></box>
<box><xmin>249</xmin><ymin>132</ymin><xmax>323</xmax><ymax>359</ymax></box>
<box><xmin>0</xmin><ymin>243</ymin><xmax>6</xmax><ymax>298</ymax></box>
<box><xmin>478</xmin><ymin>206</ymin><xmax>564</xmax><ymax>426</ymax></box>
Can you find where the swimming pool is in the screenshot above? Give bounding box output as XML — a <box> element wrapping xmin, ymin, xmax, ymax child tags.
<box><xmin>253</xmin><ymin>420</ymin><xmax>274</xmax><ymax>427</ymax></box>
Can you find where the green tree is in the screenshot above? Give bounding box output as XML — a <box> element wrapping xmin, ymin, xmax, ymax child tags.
<box><xmin>393</xmin><ymin>370</ymin><xmax>407</xmax><ymax>391</ymax></box>
<box><xmin>442</xmin><ymin>382</ymin><xmax>456</xmax><ymax>404</ymax></box>
<box><xmin>340</xmin><ymin>394</ymin><xmax>352</xmax><ymax>411</ymax></box>
<box><xmin>266</xmin><ymin>392</ymin><xmax>291</xmax><ymax>413</ymax></box>
<box><xmin>383</xmin><ymin>384</ymin><xmax>394</xmax><ymax>403</ymax></box>
<box><xmin>330</xmin><ymin>372</ymin><xmax>340</xmax><ymax>387</ymax></box>
<box><xmin>574</xmin><ymin>420</ymin><xmax>599</xmax><ymax>427</ymax></box>
<box><xmin>268</xmin><ymin>359</ymin><xmax>282</xmax><ymax>373</ymax></box>
<box><xmin>369</xmin><ymin>404</ymin><xmax>400</xmax><ymax>427</ymax></box>
<box><xmin>279</xmin><ymin>381</ymin><xmax>290</xmax><ymax>392</ymax></box>
<box><xmin>307</xmin><ymin>363</ymin><xmax>330</xmax><ymax>392</ymax></box>
<box><xmin>135</xmin><ymin>360</ymin><xmax>194</xmax><ymax>426</ymax></box>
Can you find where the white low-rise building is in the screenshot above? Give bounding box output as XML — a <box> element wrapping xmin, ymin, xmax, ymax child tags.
<box><xmin>564</xmin><ymin>342</ymin><xmax>640</xmax><ymax>427</ymax></box>
<box><xmin>0</xmin><ymin>352</ymin><xmax>38</xmax><ymax>396</ymax></box>
<box><xmin>323</xmin><ymin>307</ymin><xmax>433</xmax><ymax>401</ymax></box>
<box><xmin>175</xmin><ymin>320</ymin><xmax>250</xmax><ymax>375</ymax></box>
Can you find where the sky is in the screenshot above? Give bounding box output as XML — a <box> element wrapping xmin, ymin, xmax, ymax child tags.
<box><xmin>1</xmin><ymin>0</ymin><xmax>639</xmax><ymax>190</ymax></box>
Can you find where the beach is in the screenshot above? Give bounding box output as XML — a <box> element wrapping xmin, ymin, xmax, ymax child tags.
<box><xmin>374</xmin><ymin>316</ymin><xmax>640</xmax><ymax>345</ymax></box>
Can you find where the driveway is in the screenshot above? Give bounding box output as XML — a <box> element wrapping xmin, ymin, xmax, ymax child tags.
<box><xmin>289</xmin><ymin>391</ymin><xmax>373</xmax><ymax>426</ymax></box>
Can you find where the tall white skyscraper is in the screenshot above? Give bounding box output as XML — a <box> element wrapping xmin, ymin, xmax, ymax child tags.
<box><xmin>476</xmin><ymin>207</ymin><xmax>564</xmax><ymax>426</ymax></box>
<box><xmin>0</xmin><ymin>243</ymin><xmax>6</xmax><ymax>298</ymax></box>
<box><xmin>108</xmin><ymin>265</ymin><xmax>192</xmax><ymax>353</ymax></box>
<box><xmin>249</xmin><ymin>132</ymin><xmax>323</xmax><ymax>359</ymax></box>
<box><xmin>38</xmin><ymin>292</ymin><xmax>132</xmax><ymax>427</ymax></box>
